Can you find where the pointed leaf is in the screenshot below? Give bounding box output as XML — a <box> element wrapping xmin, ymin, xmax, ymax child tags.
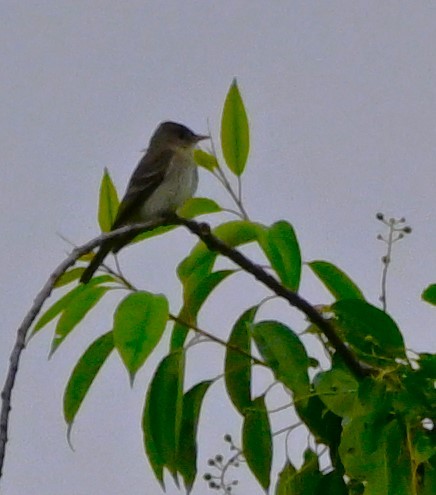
<box><xmin>98</xmin><ymin>167</ymin><xmax>119</xmax><ymax>232</ymax></box>
<box><xmin>243</xmin><ymin>395</ymin><xmax>272</xmax><ymax>491</ymax></box>
<box><xmin>132</xmin><ymin>224</ymin><xmax>176</xmax><ymax>245</ymax></box>
<box><xmin>193</xmin><ymin>149</ymin><xmax>218</xmax><ymax>171</ymax></box>
<box><xmin>177</xmin><ymin>197</ymin><xmax>222</xmax><ymax>219</ymax></box>
<box><xmin>221</xmin><ymin>79</ymin><xmax>249</xmax><ymax>176</ymax></box>
<box><xmin>422</xmin><ymin>284</ymin><xmax>436</xmax><ymax>305</ymax></box>
<box><xmin>54</xmin><ymin>267</ymin><xmax>86</xmax><ymax>287</ymax></box>
<box><xmin>171</xmin><ymin>270</ymin><xmax>235</xmax><ymax>350</ymax></box>
<box><xmin>260</xmin><ymin>221</ymin><xmax>301</xmax><ymax>291</ymax></box>
<box><xmin>113</xmin><ymin>291</ymin><xmax>169</xmax><ymax>383</ymax></box>
<box><xmin>64</xmin><ymin>331</ymin><xmax>114</xmax><ymax>425</ymax></box>
<box><xmin>309</xmin><ymin>260</ymin><xmax>365</xmax><ymax>300</ymax></box>
<box><xmin>177</xmin><ymin>380</ymin><xmax>213</xmax><ymax>492</ymax></box>
<box><xmin>332</xmin><ymin>299</ymin><xmax>406</xmax><ymax>364</ymax></box>
<box><xmin>143</xmin><ymin>351</ymin><xmax>185</xmax><ymax>483</ymax></box>
<box><xmin>251</xmin><ymin>321</ymin><xmax>310</xmax><ymax>406</ymax></box>
<box><xmin>32</xmin><ymin>275</ymin><xmax>113</xmax><ymax>336</ymax></box>
<box><xmin>50</xmin><ymin>284</ymin><xmax>111</xmax><ymax>354</ymax></box>
<box><xmin>225</xmin><ymin>306</ymin><xmax>258</xmax><ymax>415</ymax></box>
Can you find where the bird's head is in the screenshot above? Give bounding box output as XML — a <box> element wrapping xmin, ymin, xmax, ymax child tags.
<box><xmin>150</xmin><ymin>121</ymin><xmax>209</xmax><ymax>152</ymax></box>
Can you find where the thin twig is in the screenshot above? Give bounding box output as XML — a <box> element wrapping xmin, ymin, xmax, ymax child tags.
<box><xmin>376</xmin><ymin>214</ymin><xmax>412</xmax><ymax>312</ymax></box>
<box><xmin>380</xmin><ymin>220</ymin><xmax>395</xmax><ymax>311</ymax></box>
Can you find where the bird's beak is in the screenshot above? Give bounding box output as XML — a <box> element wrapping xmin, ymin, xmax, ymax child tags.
<box><xmin>194</xmin><ymin>134</ymin><xmax>210</xmax><ymax>142</ymax></box>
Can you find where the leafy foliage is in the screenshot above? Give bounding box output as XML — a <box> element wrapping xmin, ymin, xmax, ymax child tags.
<box><xmin>98</xmin><ymin>167</ymin><xmax>119</xmax><ymax>232</ymax></box>
<box><xmin>29</xmin><ymin>80</ymin><xmax>435</xmax><ymax>495</ymax></box>
<box><xmin>221</xmin><ymin>78</ymin><xmax>250</xmax><ymax>176</ymax></box>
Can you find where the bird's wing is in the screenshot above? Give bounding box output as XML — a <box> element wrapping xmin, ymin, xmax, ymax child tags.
<box><xmin>112</xmin><ymin>148</ymin><xmax>174</xmax><ymax>229</ymax></box>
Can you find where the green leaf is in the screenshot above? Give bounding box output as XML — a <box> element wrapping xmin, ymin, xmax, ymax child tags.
<box><xmin>78</xmin><ymin>251</ymin><xmax>95</xmax><ymax>262</ymax></box>
<box><xmin>177</xmin><ymin>197</ymin><xmax>222</xmax><ymax>219</ymax></box>
<box><xmin>177</xmin><ymin>380</ymin><xmax>212</xmax><ymax>492</ymax></box>
<box><xmin>412</xmin><ymin>429</ymin><xmax>435</xmax><ymax>464</ymax></box>
<box><xmin>142</xmin><ymin>385</ymin><xmax>165</xmax><ymax>488</ymax></box>
<box><xmin>177</xmin><ymin>220</ymin><xmax>264</xmax><ymax>286</ymax></box>
<box><xmin>98</xmin><ymin>167</ymin><xmax>119</xmax><ymax>232</ymax></box>
<box><xmin>314</xmin><ymin>368</ymin><xmax>359</xmax><ymax>418</ymax></box>
<box><xmin>63</xmin><ymin>331</ymin><xmax>114</xmax><ymax>425</ymax></box>
<box><xmin>142</xmin><ymin>351</ymin><xmax>185</xmax><ymax>484</ymax></box>
<box><xmin>332</xmin><ymin>299</ymin><xmax>406</xmax><ymax>365</ymax></box>
<box><xmin>418</xmin><ymin>353</ymin><xmax>436</xmax><ymax>378</ymax></box>
<box><xmin>251</xmin><ymin>321</ymin><xmax>310</xmax><ymax>406</ymax></box>
<box><xmin>243</xmin><ymin>395</ymin><xmax>272</xmax><ymax>492</ymax></box>
<box><xmin>260</xmin><ymin>221</ymin><xmax>301</xmax><ymax>291</ymax></box>
<box><xmin>421</xmin><ymin>455</ymin><xmax>436</xmax><ymax>495</ymax></box>
<box><xmin>50</xmin><ymin>284</ymin><xmax>112</xmax><ymax>355</ymax></box>
<box><xmin>317</xmin><ymin>471</ymin><xmax>349</xmax><ymax>495</ymax></box>
<box><xmin>32</xmin><ymin>275</ymin><xmax>113</xmax><ymax>336</ymax></box>
<box><xmin>54</xmin><ymin>267</ymin><xmax>86</xmax><ymax>287</ymax></box>
<box><xmin>225</xmin><ymin>306</ymin><xmax>258</xmax><ymax>415</ymax></box>
<box><xmin>309</xmin><ymin>260</ymin><xmax>365</xmax><ymax>300</ymax></box>
<box><xmin>221</xmin><ymin>79</ymin><xmax>250</xmax><ymax>176</ymax></box>
<box><xmin>171</xmin><ymin>270</ymin><xmax>235</xmax><ymax>350</ymax></box>
<box><xmin>131</xmin><ymin>224</ymin><xmax>176</xmax><ymax>245</ymax></box>
<box><xmin>422</xmin><ymin>284</ymin><xmax>436</xmax><ymax>305</ymax></box>
<box><xmin>275</xmin><ymin>450</ymin><xmax>322</xmax><ymax>495</ymax></box>
<box><xmin>295</xmin><ymin>395</ymin><xmax>342</xmax><ymax>449</ymax></box>
<box><xmin>193</xmin><ymin>149</ymin><xmax>218</xmax><ymax>171</ymax></box>
<box><xmin>340</xmin><ymin>417</ymin><xmax>412</xmax><ymax>495</ymax></box>
<box><xmin>113</xmin><ymin>291</ymin><xmax>169</xmax><ymax>384</ymax></box>
<box><xmin>275</xmin><ymin>461</ymin><xmax>296</xmax><ymax>495</ymax></box>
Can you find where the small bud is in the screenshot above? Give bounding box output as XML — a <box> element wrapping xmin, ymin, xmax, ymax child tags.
<box><xmin>224</xmin><ymin>434</ymin><xmax>232</xmax><ymax>443</ymax></box>
<box><xmin>209</xmin><ymin>481</ymin><xmax>217</xmax><ymax>489</ymax></box>
<box><xmin>208</xmin><ymin>459</ymin><xmax>215</xmax><ymax>466</ymax></box>
<box><xmin>403</xmin><ymin>226</ymin><xmax>412</xmax><ymax>234</ymax></box>
<box><xmin>398</xmin><ymin>233</ymin><xmax>404</xmax><ymax>239</ymax></box>
<box><xmin>377</xmin><ymin>234</ymin><xmax>383</xmax><ymax>240</ymax></box>
<box><xmin>399</xmin><ymin>217</ymin><xmax>406</xmax><ymax>223</ymax></box>
<box><xmin>381</xmin><ymin>255</ymin><xmax>388</xmax><ymax>264</ymax></box>
<box><xmin>204</xmin><ymin>473</ymin><xmax>212</xmax><ymax>481</ymax></box>
<box><xmin>215</xmin><ymin>454</ymin><xmax>223</xmax><ymax>463</ymax></box>
<box><xmin>376</xmin><ymin>212</ymin><xmax>384</xmax><ymax>220</ymax></box>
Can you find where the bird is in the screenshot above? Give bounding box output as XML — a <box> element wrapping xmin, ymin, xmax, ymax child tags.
<box><xmin>80</xmin><ymin>121</ymin><xmax>208</xmax><ymax>284</ymax></box>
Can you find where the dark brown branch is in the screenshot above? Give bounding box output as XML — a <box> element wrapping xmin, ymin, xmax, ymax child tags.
<box><xmin>173</xmin><ymin>216</ymin><xmax>368</xmax><ymax>379</ymax></box>
<box><xmin>0</xmin><ymin>213</ymin><xmax>368</xmax><ymax>483</ymax></box>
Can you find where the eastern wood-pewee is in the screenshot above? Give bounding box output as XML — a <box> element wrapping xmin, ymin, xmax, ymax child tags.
<box><xmin>80</xmin><ymin>121</ymin><xmax>208</xmax><ymax>283</ymax></box>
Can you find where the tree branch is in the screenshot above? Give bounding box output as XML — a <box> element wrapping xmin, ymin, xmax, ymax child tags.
<box><xmin>0</xmin><ymin>213</ymin><xmax>369</xmax><ymax>482</ymax></box>
<box><xmin>173</xmin><ymin>215</ymin><xmax>369</xmax><ymax>379</ymax></box>
<box><xmin>0</xmin><ymin>218</ymin><xmax>165</xmax><ymax>480</ymax></box>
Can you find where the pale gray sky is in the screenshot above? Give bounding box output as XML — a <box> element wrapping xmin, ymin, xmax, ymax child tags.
<box><xmin>1</xmin><ymin>2</ymin><xmax>435</xmax><ymax>494</ymax></box>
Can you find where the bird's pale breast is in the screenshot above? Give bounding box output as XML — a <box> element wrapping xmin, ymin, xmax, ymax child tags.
<box><xmin>140</xmin><ymin>150</ymin><xmax>198</xmax><ymax>219</ymax></box>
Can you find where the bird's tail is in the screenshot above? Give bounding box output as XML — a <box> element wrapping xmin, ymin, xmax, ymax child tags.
<box><xmin>80</xmin><ymin>242</ymin><xmax>112</xmax><ymax>284</ymax></box>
